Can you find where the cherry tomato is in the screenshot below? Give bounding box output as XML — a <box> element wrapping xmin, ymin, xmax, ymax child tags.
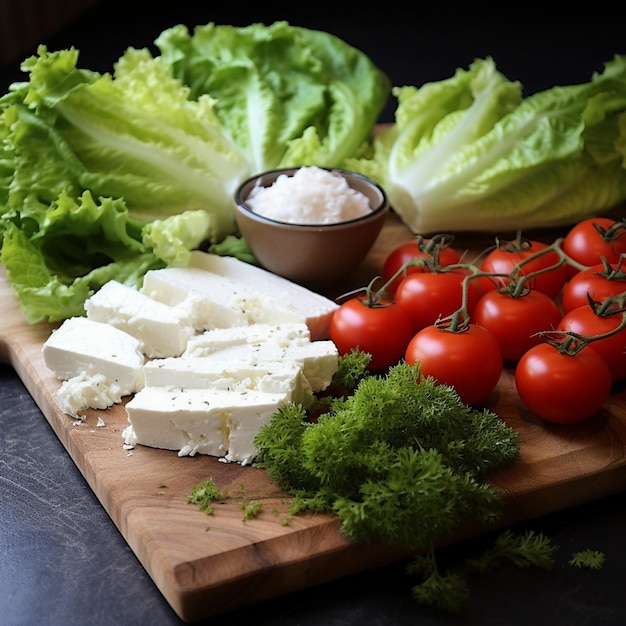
<box><xmin>515</xmin><ymin>343</ymin><xmax>612</xmax><ymax>424</ymax></box>
<box><xmin>561</xmin><ymin>262</ymin><xmax>626</xmax><ymax>313</ymax></box>
<box><xmin>394</xmin><ymin>268</ymin><xmax>481</xmax><ymax>333</ymax></box>
<box><xmin>472</xmin><ymin>288</ymin><xmax>562</xmax><ymax>362</ymax></box>
<box><xmin>382</xmin><ymin>236</ymin><xmax>461</xmax><ymax>295</ymax></box>
<box><xmin>480</xmin><ymin>237</ymin><xmax>568</xmax><ymax>299</ymax></box>
<box><xmin>405</xmin><ymin>323</ymin><xmax>502</xmax><ymax>406</ymax></box>
<box><xmin>557</xmin><ymin>305</ymin><xmax>626</xmax><ymax>383</ymax></box>
<box><xmin>562</xmin><ymin>217</ymin><xmax>626</xmax><ymax>277</ymax></box>
<box><xmin>330</xmin><ymin>297</ymin><xmax>414</xmax><ymax>371</ymax></box>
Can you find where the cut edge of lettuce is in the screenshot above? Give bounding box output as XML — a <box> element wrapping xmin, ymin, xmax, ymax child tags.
<box><xmin>347</xmin><ymin>55</ymin><xmax>626</xmax><ymax>234</ymax></box>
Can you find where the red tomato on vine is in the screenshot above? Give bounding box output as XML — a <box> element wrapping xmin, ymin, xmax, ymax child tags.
<box><xmin>405</xmin><ymin>322</ymin><xmax>502</xmax><ymax>406</ymax></box>
<box><xmin>394</xmin><ymin>268</ymin><xmax>481</xmax><ymax>333</ymax></box>
<box><xmin>382</xmin><ymin>235</ymin><xmax>461</xmax><ymax>295</ymax></box>
<box><xmin>561</xmin><ymin>262</ymin><xmax>626</xmax><ymax>313</ymax></box>
<box><xmin>515</xmin><ymin>342</ymin><xmax>612</xmax><ymax>424</ymax></box>
<box><xmin>330</xmin><ymin>295</ymin><xmax>414</xmax><ymax>371</ymax></box>
<box><xmin>562</xmin><ymin>216</ymin><xmax>626</xmax><ymax>277</ymax></box>
<box><xmin>557</xmin><ymin>305</ymin><xmax>626</xmax><ymax>383</ymax></box>
<box><xmin>479</xmin><ymin>235</ymin><xmax>568</xmax><ymax>299</ymax></box>
<box><xmin>472</xmin><ymin>287</ymin><xmax>562</xmax><ymax>362</ymax></box>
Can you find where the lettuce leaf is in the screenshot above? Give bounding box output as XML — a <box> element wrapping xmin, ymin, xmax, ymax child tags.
<box><xmin>348</xmin><ymin>56</ymin><xmax>626</xmax><ymax>234</ymax></box>
<box><xmin>3</xmin><ymin>46</ymin><xmax>248</xmax><ymax>238</ymax></box>
<box><xmin>0</xmin><ymin>191</ymin><xmax>210</xmax><ymax>323</ymax></box>
<box><xmin>156</xmin><ymin>21</ymin><xmax>391</xmax><ymax>173</ymax></box>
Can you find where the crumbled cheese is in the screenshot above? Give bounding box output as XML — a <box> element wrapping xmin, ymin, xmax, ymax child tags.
<box><xmin>245</xmin><ymin>166</ymin><xmax>372</xmax><ymax>224</ymax></box>
<box><xmin>57</xmin><ymin>372</ymin><xmax>128</xmax><ymax>418</ymax></box>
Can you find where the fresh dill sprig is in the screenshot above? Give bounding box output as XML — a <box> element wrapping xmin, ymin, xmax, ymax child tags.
<box><xmin>330</xmin><ymin>348</ymin><xmax>372</xmax><ymax>391</ymax></box>
<box><xmin>467</xmin><ymin>529</ymin><xmax>557</xmax><ymax>572</ymax></box>
<box><xmin>569</xmin><ymin>549</ymin><xmax>606</xmax><ymax>570</ymax></box>
<box><xmin>240</xmin><ymin>500</ymin><xmax>263</xmax><ymax>521</ymax></box>
<box><xmin>407</xmin><ymin>550</ymin><xmax>469</xmax><ymax>613</ymax></box>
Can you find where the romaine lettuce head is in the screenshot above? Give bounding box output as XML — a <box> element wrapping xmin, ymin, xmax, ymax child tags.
<box><xmin>0</xmin><ymin>46</ymin><xmax>236</xmax><ymax>322</ymax></box>
<box><xmin>3</xmin><ymin>45</ymin><xmax>248</xmax><ymax>240</ymax></box>
<box><xmin>350</xmin><ymin>56</ymin><xmax>626</xmax><ymax>234</ymax></box>
<box><xmin>155</xmin><ymin>21</ymin><xmax>391</xmax><ymax>172</ymax></box>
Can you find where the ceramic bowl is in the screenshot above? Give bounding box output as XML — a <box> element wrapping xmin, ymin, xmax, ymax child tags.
<box><xmin>233</xmin><ymin>167</ymin><xmax>389</xmax><ymax>287</ymax></box>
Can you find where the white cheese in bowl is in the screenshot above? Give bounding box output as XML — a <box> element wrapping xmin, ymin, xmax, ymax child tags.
<box><xmin>245</xmin><ymin>166</ymin><xmax>372</xmax><ymax>224</ymax></box>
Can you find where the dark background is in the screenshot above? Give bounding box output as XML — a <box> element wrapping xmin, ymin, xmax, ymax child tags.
<box><xmin>2</xmin><ymin>3</ymin><xmax>626</xmax><ymax>625</ymax></box>
<box><xmin>2</xmin><ymin>2</ymin><xmax>625</xmax><ymax>123</ymax></box>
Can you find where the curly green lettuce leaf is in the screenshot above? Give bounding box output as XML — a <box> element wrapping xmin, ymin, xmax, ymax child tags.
<box><xmin>0</xmin><ymin>191</ymin><xmax>210</xmax><ymax>323</ymax></box>
<box><xmin>349</xmin><ymin>55</ymin><xmax>626</xmax><ymax>234</ymax></box>
<box><xmin>2</xmin><ymin>45</ymin><xmax>248</xmax><ymax>239</ymax></box>
<box><xmin>156</xmin><ymin>21</ymin><xmax>391</xmax><ymax>172</ymax></box>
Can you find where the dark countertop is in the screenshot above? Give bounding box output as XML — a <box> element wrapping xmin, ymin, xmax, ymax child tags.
<box><xmin>2</xmin><ymin>5</ymin><xmax>626</xmax><ymax>625</ymax></box>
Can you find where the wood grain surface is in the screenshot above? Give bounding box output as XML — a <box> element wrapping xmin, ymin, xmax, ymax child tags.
<box><xmin>2</xmin><ymin>211</ymin><xmax>626</xmax><ymax>623</ymax></box>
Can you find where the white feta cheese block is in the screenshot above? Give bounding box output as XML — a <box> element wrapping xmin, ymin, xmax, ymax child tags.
<box><xmin>183</xmin><ymin>340</ymin><xmax>339</xmax><ymax>392</ymax></box>
<box><xmin>123</xmin><ymin>387</ymin><xmax>289</xmax><ymax>465</ymax></box>
<box><xmin>143</xmin><ymin>265</ymin><xmax>306</xmax><ymax>329</ymax></box>
<box><xmin>42</xmin><ymin>317</ymin><xmax>145</xmax><ymax>416</ymax></box>
<box><xmin>143</xmin><ymin>356</ymin><xmax>314</xmax><ymax>407</ymax></box>
<box><xmin>140</xmin><ymin>268</ymin><xmax>248</xmax><ymax>330</ymax></box>
<box><xmin>182</xmin><ymin>322</ymin><xmax>311</xmax><ymax>357</ymax></box>
<box><xmin>84</xmin><ymin>280</ymin><xmax>193</xmax><ymax>358</ymax></box>
<box><xmin>42</xmin><ymin>317</ymin><xmax>145</xmax><ymax>394</ymax></box>
<box><xmin>187</xmin><ymin>251</ymin><xmax>339</xmax><ymax>340</ymax></box>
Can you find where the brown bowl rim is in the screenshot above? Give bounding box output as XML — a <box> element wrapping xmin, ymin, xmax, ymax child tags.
<box><xmin>234</xmin><ymin>167</ymin><xmax>389</xmax><ymax>229</ymax></box>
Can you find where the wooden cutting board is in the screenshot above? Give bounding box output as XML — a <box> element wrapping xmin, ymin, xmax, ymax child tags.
<box><xmin>2</xmin><ymin>211</ymin><xmax>626</xmax><ymax>623</ymax></box>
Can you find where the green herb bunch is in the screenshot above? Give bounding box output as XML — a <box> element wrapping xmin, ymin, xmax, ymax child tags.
<box><xmin>253</xmin><ymin>359</ymin><xmax>520</xmax><ymax>552</ymax></box>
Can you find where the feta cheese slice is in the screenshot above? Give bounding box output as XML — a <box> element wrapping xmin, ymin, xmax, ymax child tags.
<box><xmin>123</xmin><ymin>387</ymin><xmax>289</xmax><ymax>465</ymax></box>
<box><xmin>142</xmin><ymin>265</ymin><xmax>306</xmax><ymax>329</ymax></box>
<box><xmin>42</xmin><ymin>317</ymin><xmax>145</xmax><ymax>416</ymax></box>
<box><xmin>182</xmin><ymin>322</ymin><xmax>311</xmax><ymax>356</ymax></box>
<box><xmin>183</xmin><ymin>340</ymin><xmax>339</xmax><ymax>392</ymax></box>
<box><xmin>143</xmin><ymin>356</ymin><xmax>314</xmax><ymax>407</ymax></box>
<box><xmin>140</xmin><ymin>268</ymin><xmax>248</xmax><ymax>330</ymax></box>
<box><xmin>187</xmin><ymin>251</ymin><xmax>339</xmax><ymax>340</ymax></box>
<box><xmin>42</xmin><ymin>317</ymin><xmax>144</xmax><ymax>393</ymax></box>
<box><xmin>84</xmin><ymin>280</ymin><xmax>193</xmax><ymax>358</ymax></box>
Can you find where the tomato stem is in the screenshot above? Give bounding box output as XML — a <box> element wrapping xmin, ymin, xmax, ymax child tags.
<box><xmin>375</xmin><ymin>234</ymin><xmax>458</xmax><ymax>298</ymax></box>
<box><xmin>593</xmin><ymin>217</ymin><xmax>626</xmax><ymax>242</ymax></box>
<box><xmin>537</xmin><ymin>308</ymin><xmax>626</xmax><ymax>356</ymax></box>
<box><xmin>335</xmin><ymin>275</ymin><xmax>392</xmax><ymax>308</ymax></box>
<box><xmin>591</xmin><ymin>290</ymin><xmax>626</xmax><ymax>316</ymax></box>
<box><xmin>594</xmin><ymin>255</ymin><xmax>626</xmax><ymax>279</ymax></box>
